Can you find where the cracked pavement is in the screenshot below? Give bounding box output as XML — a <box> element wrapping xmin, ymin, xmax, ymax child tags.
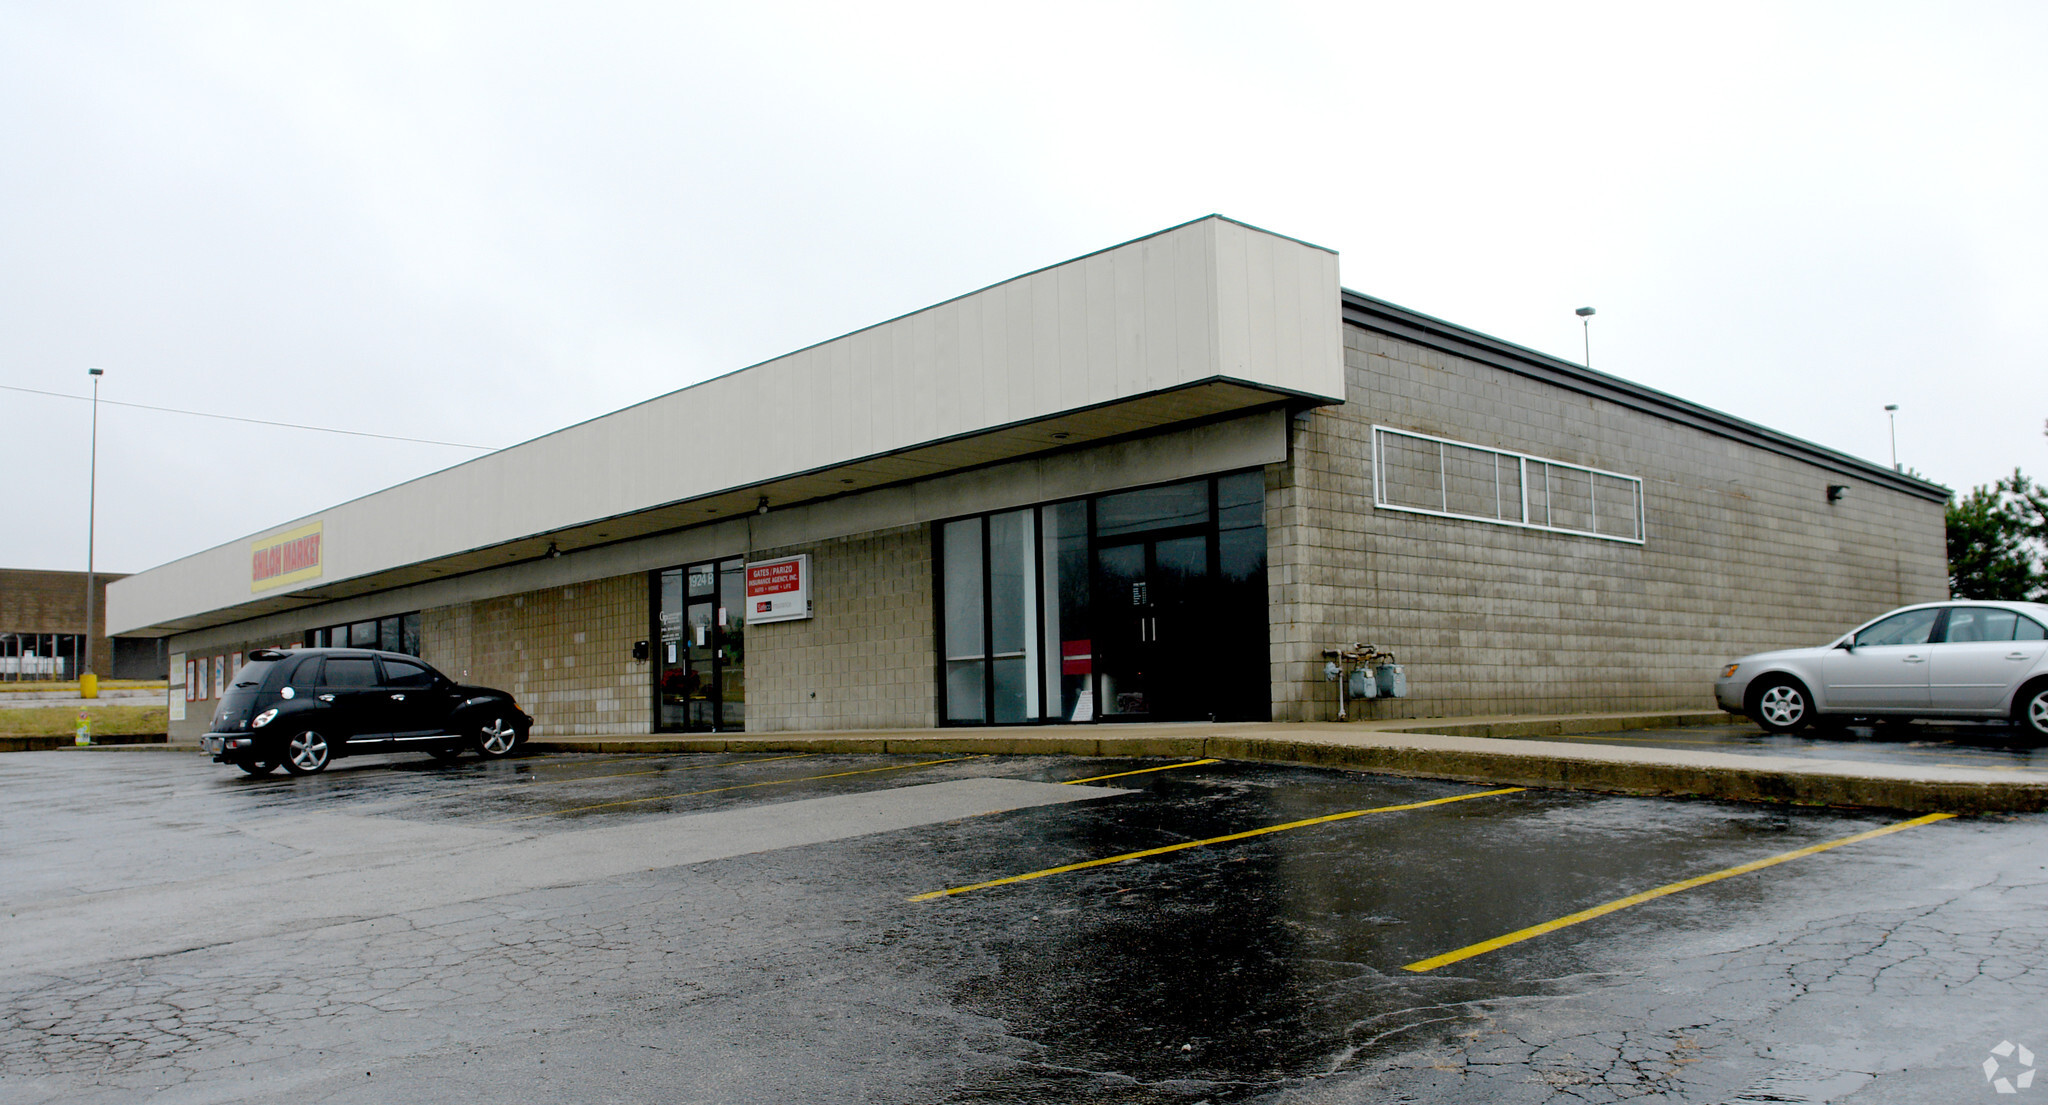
<box><xmin>3</xmin><ymin>749</ymin><xmax>2045</xmax><ymax>1103</ymax></box>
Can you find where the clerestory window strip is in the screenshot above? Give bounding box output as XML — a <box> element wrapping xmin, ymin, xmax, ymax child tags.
<box><xmin>1371</xmin><ymin>424</ymin><xmax>1645</xmax><ymax>544</ymax></box>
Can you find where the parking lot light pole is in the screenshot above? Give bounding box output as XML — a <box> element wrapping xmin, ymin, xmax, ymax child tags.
<box><xmin>1575</xmin><ymin>307</ymin><xmax>1595</xmax><ymax>367</ymax></box>
<box><xmin>1884</xmin><ymin>404</ymin><xmax>1899</xmax><ymax>471</ymax></box>
<box><xmin>83</xmin><ymin>368</ymin><xmax>102</xmax><ymax>688</ymax></box>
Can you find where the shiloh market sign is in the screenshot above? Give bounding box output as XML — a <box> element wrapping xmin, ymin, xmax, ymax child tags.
<box><xmin>250</xmin><ymin>522</ymin><xmax>323</xmax><ymax>593</ymax></box>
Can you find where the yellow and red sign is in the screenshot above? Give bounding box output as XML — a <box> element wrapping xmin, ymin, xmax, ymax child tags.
<box><xmin>251</xmin><ymin>521</ymin><xmax>324</xmax><ymax>592</ymax></box>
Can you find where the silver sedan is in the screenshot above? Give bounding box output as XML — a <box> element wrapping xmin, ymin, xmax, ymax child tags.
<box><xmin>1715</xmin><ymin>600</ymin><xmax>2048</xmax><ymax>736</ymax></box>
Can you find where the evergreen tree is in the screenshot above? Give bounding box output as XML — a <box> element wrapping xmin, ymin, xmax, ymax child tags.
<box><xmin>1947</xmin><ymin>470</ymin><xmax>2047</xmax><ymax>600</ymax></box>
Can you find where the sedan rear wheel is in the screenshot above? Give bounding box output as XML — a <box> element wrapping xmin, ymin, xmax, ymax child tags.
<box><xmin>283</xmin><ymin>730</ymin><xmax>332</xmax><ymax>775</ymax></box>
<box><xmin>2019</xmin><ymin>682</ymin><xmax>2048</xmax><ymax>740</ymax></box>
<box><xmin>1752</xmin><ymin>678</ymin><xmax>1812</xmax><ymax>734</ymax></box>
<box><xmin>473</xmin><ymin>717</ymin><xmax>521</xmax><ymax>759</ymax></box>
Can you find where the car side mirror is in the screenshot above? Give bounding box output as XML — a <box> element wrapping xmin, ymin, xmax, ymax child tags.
<box><xmin>1834</xmin><ymin>639</ymin><xmax>1855</xmax><ymax>652</ymax></box>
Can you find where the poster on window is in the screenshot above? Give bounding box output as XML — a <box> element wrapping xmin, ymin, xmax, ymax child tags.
<box><xmin>744</xmin><ymin>554</ymin><xmax>811</xmax><ymax>624</ymax></box>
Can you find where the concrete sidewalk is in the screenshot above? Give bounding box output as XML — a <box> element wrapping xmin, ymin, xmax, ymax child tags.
<box><xmin>104</xmin><ymin>710</ymin><xmax>2048</xmax><ymax>814</ymax></box>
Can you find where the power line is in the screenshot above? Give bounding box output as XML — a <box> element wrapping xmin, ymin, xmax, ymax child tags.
<box><xmin>0</xmin><ymin>383</ymin><xmax>498</xmax><ymax>450</ymax></box>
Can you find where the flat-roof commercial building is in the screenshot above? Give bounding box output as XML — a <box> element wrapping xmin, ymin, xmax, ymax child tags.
<box><xmin>109</xmin><ymin>217</ymin><xmax>1950</xmax><ymax>740</ymax></box>
<box><xmin>1</xmin><ymin>568</ymin><xmax>165</xmax><ymax>681</ymax></box>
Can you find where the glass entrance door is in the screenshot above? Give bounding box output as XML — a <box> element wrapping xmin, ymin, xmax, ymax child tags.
<box><xmin>655</xmin><ymin>558</ymin><xmax>746</xmax><ymax>731</ymax></box>
<box><xmin>1094</xmin><ymin>533</ymin><xmax>1213</xmax><ymax>721</ymax></box>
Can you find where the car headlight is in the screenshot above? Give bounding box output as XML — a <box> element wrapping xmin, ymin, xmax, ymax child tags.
<box><xmin>252</xmin><ymin>708</ymin><xmax>279</xmax><ymax>729</ymax></box>
<box><xmin>1721</xmin><ymin>664</ymin><xmax>1740</xmax><ymax>679</ymax></box>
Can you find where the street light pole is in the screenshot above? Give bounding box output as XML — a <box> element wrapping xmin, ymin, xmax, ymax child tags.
<box><xmin>1884</xmin><ymin>404</ymin><xmax>1899</xmax><ymax>471</ymax></box>
<box><xmin>84</xmin><ymin>368</ymin><xmax>102</xmax><ymax>683</ymax></box>
<box><xmin>1575</xmin><ymin>307</ymin><xmax>1596</xmax><ymax>367</ymax></box>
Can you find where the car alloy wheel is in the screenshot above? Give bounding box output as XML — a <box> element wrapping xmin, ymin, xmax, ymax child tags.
<box><xmin>2024</xmin><ymin>685</ymin><xmax>2048</xmax><ymax>739</ymax></box>
<box><xmin>475</xmin><ymin>718</ymin><xmax>519</xmax><ymax>758</ymax></box>
<box><xmin>284</xmin><ymin>730</ymin><xmax>331</xmax><ymax>775</ymax></box>
<box><xmin>1755</xmin><ymin>681</ymin><xmax>1809</xmax><ymax>733</ymax></box>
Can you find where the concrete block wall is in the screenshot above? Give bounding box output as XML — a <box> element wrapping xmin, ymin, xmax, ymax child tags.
<box><xmin>1267</xmin><ymin>326</ymin><xmax>1951</xmax><ymax>721</ymax></box>
<box><xmin>421</xmin><ymin>573</ymin><xmax>649</xmax><ymax>737</ymax></box>
<box><xmin>744</xmin><ymin>524</ymin><xmax>936</xmax><ymax>731</ymax></box>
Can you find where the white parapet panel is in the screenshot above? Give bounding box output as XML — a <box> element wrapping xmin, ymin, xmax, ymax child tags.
<box><xmin>109</xmin><ymin>216</ymin><xmax>1341</xmax><ymax>636</ymax></box>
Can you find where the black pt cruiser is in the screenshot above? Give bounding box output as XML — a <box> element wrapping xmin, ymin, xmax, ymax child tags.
<box><xmin>202</xmin><ymin>648</ymin><xmax>531</xmax><ymax>775</ymax></box>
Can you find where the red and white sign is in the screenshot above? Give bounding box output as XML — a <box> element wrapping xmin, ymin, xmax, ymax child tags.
<box><xmin>744</xmin><ymin>554</ymin><xmax>811</xmax><ymax>624</ymax></box>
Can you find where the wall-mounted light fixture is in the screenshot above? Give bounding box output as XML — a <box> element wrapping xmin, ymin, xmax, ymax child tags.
<box><xmin>756</xmin><ymin>496</ymin><xmax>770</xmax><ymax>515</ymax></box>
<box><xmin>1826</xmin><ymin>485</ymin><xmax>1847</xmax><ymax>503</ymax></box>
<box><xmin>545</xmin><ymin>541</ymin><xmax>561</xmax><ymax>559</ymax></box>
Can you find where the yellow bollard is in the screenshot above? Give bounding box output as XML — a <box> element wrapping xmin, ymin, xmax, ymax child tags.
<box><xmin>80</xmin><ymin>672</ymin><xmax>98</xmax><ymax>699</ymax></box>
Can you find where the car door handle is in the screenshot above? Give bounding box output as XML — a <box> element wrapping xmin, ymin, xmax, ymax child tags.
<box><xmin>1902</xmin><ymin>655</ymin><xmax>1924</xmax><ymax>663</ymax></box>
<box><xmin>318</xmin><ymin>694</ymin><xmax>336</xmax><ymax>702</ymax></box>
<box><xmin>390</xmin><ymin>693</ymin><xmax>405</xmax><ymax>701</ymax></box>
<box><xmin>2013</xmin><ymin>652</ymin><xmax>2031</xmax><ymax>661</ymax></box>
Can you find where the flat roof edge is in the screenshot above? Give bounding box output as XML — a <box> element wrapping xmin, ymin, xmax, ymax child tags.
<box><xmin>1340</xmin><ymin>289</ymin><xmax>1951</xmax><ymax>504</ymax></box>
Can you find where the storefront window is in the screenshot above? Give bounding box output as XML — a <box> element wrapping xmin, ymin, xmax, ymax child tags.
<box><xmin>988</xmin><ymin>509</ymin><xmax>1036</xmax><ymax>723</ymax></box>
<box><xmin>938</xmin><ymin>471</ymin><xmax>1267</xmax><ymax>726</ymax></box>
<box><xmin>1042</xmin><ymin>500</ymin><xmax>1089</xmax><ymax>722</ymax></box>
<box><xmin>942</xmin><ymin>518</ymin><xmax>986</xmax><ymax>723</ymax></box>
<box><xmin>304</xmin><ymin>612</ymin><xmax>423</xmax><ymax>657</ymax></box>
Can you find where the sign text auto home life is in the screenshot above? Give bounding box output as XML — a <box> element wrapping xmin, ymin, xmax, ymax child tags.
<box><xmin>744</xmin><ymin>554</ymin><xmax>811</xmax><ymax>624</ymax></box>
<box><xmin>250</xmin><ymin>522</ymin><xmax>324</xmax><ymax>593</ymax></box>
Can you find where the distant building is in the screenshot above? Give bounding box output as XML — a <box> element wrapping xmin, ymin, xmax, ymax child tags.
<box><xmin>107</xmin><ymin>217</ymin><xmax>1948</xmax><ymax>739</ymax></box>
<box><xmin>0</xmin><ymin>568</ymin><xmax>166</xmax><ymax>680</ymax></box>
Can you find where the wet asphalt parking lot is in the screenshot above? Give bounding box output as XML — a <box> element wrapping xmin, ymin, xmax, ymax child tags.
<box><xmin>1496</xmin><ymin>719</ymin><xmax>2048</xmax><ymax>775</ymax></box>
<box><xmin>5</xmin><ymin>745</ymin><xmax>2048</xmax><ymax>1104</ymax></box>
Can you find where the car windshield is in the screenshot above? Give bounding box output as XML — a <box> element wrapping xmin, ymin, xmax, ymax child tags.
<box><xmin>1853</xmin><ymin>608</ymin><xmax>1941</xmax><ymax>648</ymax></box>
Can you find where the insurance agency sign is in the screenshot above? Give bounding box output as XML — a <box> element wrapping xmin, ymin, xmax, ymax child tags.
<box><xmin>250</xmin><ymin>521</ymin><xmax>323</xmax><ymax>593</ymax></box>
<box><xmin>744</xmin><ymin>554</ymin><xmax>811</xmax><ymax>624</ymax></box>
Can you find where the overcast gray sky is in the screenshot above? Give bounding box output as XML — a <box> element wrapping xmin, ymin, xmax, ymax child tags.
<box><xmin>4</xmin><ymin>1</ymin><xmax>2043</xmax><ymax>574</ymax></box>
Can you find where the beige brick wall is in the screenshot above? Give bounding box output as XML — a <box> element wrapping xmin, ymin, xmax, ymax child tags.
<box><xmin>422</xmin><ymin>574</ymin><xmax>649</xmax><ymax>737</ymax></box>
<box><xmin>745</xmin><ymin>524</ymin><xmax>935</xmax><ymax>732</ymax></box>
<box><xmin>1268</xmin><ymin>327</ymin><xmax>1951</xmax><ymax>721</ymax></box>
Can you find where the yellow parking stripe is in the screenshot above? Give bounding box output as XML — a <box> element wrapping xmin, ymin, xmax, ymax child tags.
<box><xmin>481</xmin><ymin>755</ymin><xmax>984</xmax><ymax>824</ymax></box>
<box><xmin>1062</xmin><ymin>759</ymin><xmax>1220</xmax><ymax>785</ymax></box>
<box><xmin>1403</xmin><ymin>811</ymin><xmax>1955</xmax><ymax>973</ymax></box>
<box><xmin>909</xmin><ymin>787</ymin><xmax>1526</xmax><ymax>902</ymax></box>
